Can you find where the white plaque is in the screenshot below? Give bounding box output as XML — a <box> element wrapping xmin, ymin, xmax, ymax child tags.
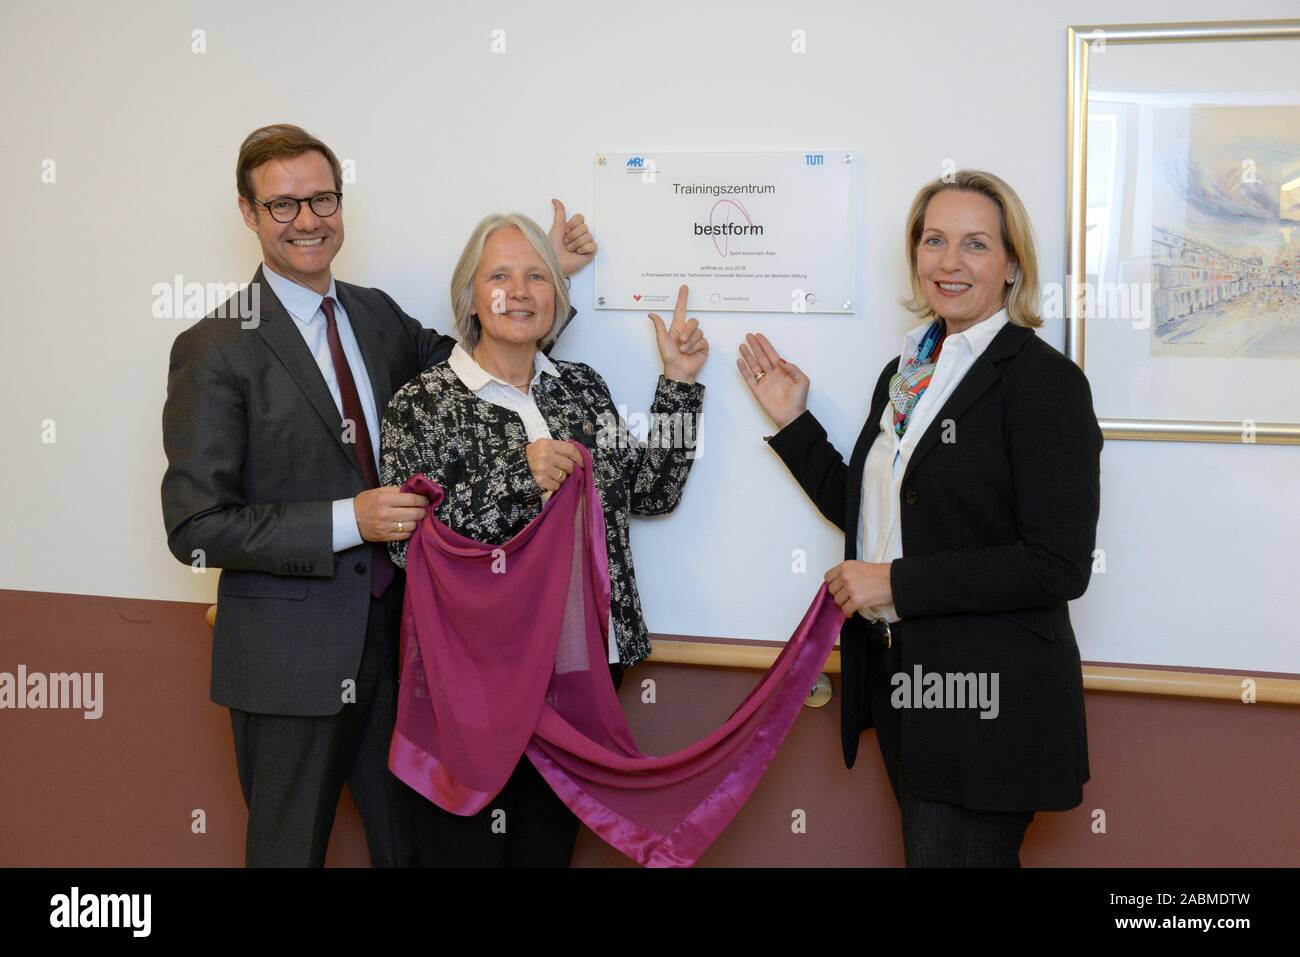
<box><xmin>593</xmin><ymin>151</ymin><xmax>858</xmax><ymax>314</ymax></box>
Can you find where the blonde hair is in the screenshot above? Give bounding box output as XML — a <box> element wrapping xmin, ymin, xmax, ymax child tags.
<box><xmin>450</xmin><ymin>213</ymin><xmax>570</xmax><ymax>350</ymax></box>
<box><xmin>902</xmin><ymin>169</ymin><xmax>1042</xmax><ymax>328</ymax></box>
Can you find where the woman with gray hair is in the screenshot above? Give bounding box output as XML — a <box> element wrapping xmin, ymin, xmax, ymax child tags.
<box><xmin>380</xmin><ymin>212</ymin><xmax>708</xmax><ymax>866</ymax></box>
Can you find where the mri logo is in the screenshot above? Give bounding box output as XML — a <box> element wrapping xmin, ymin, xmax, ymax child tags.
<box><xmin>627</xmin><ymin>155</ymin><xmax>657</xmax><ymax>183</ymax></box>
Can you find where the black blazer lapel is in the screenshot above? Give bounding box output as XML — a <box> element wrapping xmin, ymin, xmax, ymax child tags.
<box><xmin>843</xmin><ymin>362</ymin><xmax>897</xmax><ymax>561</ymax></box>
<box><xmin>902</xmin><ymin>322</ymin><xmax>1033</xmax><ymax>485</ymax></box>
<box><xmin>250</xmin><ymin>265</ymin><xmax>366</xmax><ymax>482</ymax></box>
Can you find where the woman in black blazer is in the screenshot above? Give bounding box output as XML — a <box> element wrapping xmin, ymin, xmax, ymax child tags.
<box><xmin>738</xmin><ymin>170</ymin><xmax>1103</xmax><ymax>866</ymax></box>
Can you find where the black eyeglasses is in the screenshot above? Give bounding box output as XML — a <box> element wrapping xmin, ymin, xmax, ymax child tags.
<box><xmin>253</xmin><ymin>191</ymin><xmax>343</xmax><ymax>223</ymax></box>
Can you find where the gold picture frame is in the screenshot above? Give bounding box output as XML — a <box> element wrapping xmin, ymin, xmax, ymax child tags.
<box><xmin>1065</xmin><ymin>19</ymin><xmax>1300</xmax><ymax>445</ymax></box>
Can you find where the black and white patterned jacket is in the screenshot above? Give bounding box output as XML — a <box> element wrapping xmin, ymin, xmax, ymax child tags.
<box><xmin>380</xmin><ymin>359</ymin><xmax>704</xmax><ymax>666</ymax></box>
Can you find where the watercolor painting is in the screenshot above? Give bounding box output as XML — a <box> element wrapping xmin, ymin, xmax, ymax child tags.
<box><xmin>1150</xmin><ymin>105</ymin><xmax>1300</xmax><ymax>357</ymax></box>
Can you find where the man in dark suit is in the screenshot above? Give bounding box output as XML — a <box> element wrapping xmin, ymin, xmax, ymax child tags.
<box><xmin>160</xmin><ymin>124</ymin><xmax>595</xmax><ymax>866</ymax></box>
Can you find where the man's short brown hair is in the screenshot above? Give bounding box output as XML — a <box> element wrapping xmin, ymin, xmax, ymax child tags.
<box><xmin>236</xmin><ymin>124</ymin><xmax>342</xmax><ymax>205</ymax></box>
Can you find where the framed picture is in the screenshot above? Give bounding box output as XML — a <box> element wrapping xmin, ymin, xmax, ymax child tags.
<box><xmin>1065</xmin><ymin>20</ymin><xmax>1300</xmax><ymax>444</ymax></box>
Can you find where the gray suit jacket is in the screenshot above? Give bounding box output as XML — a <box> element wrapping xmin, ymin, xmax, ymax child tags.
<box><xmin>161</xmin><ymin>265</ymin><xmax>497</xmax><ymax>715</ymax></box>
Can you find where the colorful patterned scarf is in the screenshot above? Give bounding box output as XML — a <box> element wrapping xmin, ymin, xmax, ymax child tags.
<box><xmin>889</xmin><ymin>319</ymin><xmax>946</xmax><ymax>438</ymax></box>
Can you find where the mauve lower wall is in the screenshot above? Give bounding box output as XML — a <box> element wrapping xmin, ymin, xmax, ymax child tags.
<box><xmin>0</xmin><ymin>589</ymin><xmax>1295</xmax><ymax>867</ymax></box>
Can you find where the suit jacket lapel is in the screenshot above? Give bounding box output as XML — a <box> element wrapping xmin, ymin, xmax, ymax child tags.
<box><xmin>250</xmin><ymin>265</ymin><xmax>366</xmax><ymax>481</ymax></box>
<box><xmin>901</xmin><ymin>321</ymin><xmax>1033</xmax><ymax>485</ymax></box>
<box><xmin>844</xmin><ymin>366</ymin><xmax>895</xmax><ymax>560</ymax></box>
<box><xmin>336</xmin><ymin>281</ymin><xmax>393</xmax><ymax>414</ymax></box>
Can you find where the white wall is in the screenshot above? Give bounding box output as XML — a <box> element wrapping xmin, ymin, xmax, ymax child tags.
<box><xmin>2</xmin><ymin>0</ymin><xmax>1296</xmax><ymax>674</ymax></box>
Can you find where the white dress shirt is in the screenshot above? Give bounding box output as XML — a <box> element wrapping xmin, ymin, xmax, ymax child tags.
<box><xmin>857</xmin><ymin>308</ymin><xmax>1010</xmax><ymax>622</ymax></box>
<box><xmin>262</xmin><ymin>266</ymin><xmax>380</xmax><ymax>554</ymax></box>
<box><xmin>448</xmin><ymin>343</ymin><xmax>621</xmax><ymax>665</ymax></box>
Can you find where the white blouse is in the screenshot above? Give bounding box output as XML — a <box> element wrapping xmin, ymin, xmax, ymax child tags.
<box><xmin>857</xmin><ymin>309</ymin><xmax>1010</xmax><ymax>622</ymax></box>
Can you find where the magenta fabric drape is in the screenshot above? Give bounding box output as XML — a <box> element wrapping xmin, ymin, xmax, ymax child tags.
<box><xmin>388</xmin><ymin>441</ymin><xmax>843</xmax><ymax>867</ymax></box>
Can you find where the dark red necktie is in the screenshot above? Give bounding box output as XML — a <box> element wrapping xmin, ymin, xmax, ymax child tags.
<box><xmin>321</xmin><ymin>296</ymin><xmax>396</xmax><ymax>598</ymax></box>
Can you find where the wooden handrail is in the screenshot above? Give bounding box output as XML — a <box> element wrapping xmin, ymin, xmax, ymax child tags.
<box><xmin>205</xmin><ymin>606</ymin><xmax>1299</xmax><ymax>704</ymax></box>
<box><xmin>649</xmin><ymin>639</ymin><xmax>842</xmax><ymax>674</ymax></box>
<box><xmin>653</xmin><ymin>638</ymin><xmax>1299</xmax><ymax>704</ymax></box>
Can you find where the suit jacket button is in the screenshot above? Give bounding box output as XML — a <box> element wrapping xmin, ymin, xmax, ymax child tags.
<box><xmin>355</xmin><ymin>562</ymin><xmax>367</xmax><ymax>575</ymax></box>
<box><xmin>904</xmin><ymin>489</ymin><xmax>918</xmax><ymax>504</ymax></box>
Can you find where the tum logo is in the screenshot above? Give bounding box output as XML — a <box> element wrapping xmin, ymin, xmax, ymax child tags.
<box><xmin>805</xmin><ymin>154</ymin><xmax>824</xmax><ymax>166</ymax></box>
